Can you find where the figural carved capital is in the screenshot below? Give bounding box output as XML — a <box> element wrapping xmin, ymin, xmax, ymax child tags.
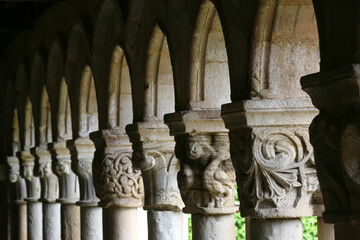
<box><xmin>91</xmin><ymin>129</ymin><xmax>144</xmax><ymax>208</ymax></box>
<box><xmin>20</xmin><ymin>151</ymin><xmax>41</xmax><ymax>201</ymax></box>
<box><xmin>126</xmin><ymin>122</ymin><xmax>184</xmax><ymax>211</ymax></box>
<box><xmin>52</xmin><ymin>141</ymin><xmax>80</xmax><ymax>204</ymax></box>
<box><xmin>7</xmin><ymin>156</ymin><xmax>27</xmax><ymax>204</ymax></box>
<box><xmin>222</xmin><ymin>99</ymin><xmax>322</xmax><ymax>218</ymax></box>
<box><xmin>35</xmin><ymin>147</ymin><xmax>59</xmax><ymax>202</ymax></box>
<box><xmin>301</xmin><ymin>64</ymin><xmax>360</xmax><ymax>223</ymax></box>
<box><xmin>71</xmin><ymin>137</ymin><xmax>99</xmax><ymax>206</ymax></box>
<box><xmin>165</xmin><ymin>111</ymin><xmax>237</xmax><ymax>214</ymax></box>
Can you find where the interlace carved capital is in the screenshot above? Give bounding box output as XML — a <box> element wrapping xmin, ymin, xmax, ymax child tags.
<box><xmin>53</xmin><ymin>141</ymin><xmax>80</xmax><ymax>203</ymax></box>
<box><xmin>36</xmin><ymin>147</ymin><xmax>59</xmax><ymax>202</ymax></box>
<box><xmin>96</xmin><ymin>149</ymin><xmax>144</xmax><ymax>208</ymax></box>
<box><xmin>20</xmin><ymin>151</ymin><xmax>41</xmax><ymax>201</ymax></box>
<box><xmin>72</xmin><ymin>137</ymin><xmax>99</xmax><ymax>206</ymax></box>
<box><xmin>127</xmin><ymin>122</ymin><xmax>184</xmax><ymax>211</ymax></box>
<box><xmin>175</xmin><ymin>134</ymin><xmax>237</xmax><ymax>214</ymax></box>
<box><xmin>7</xmin><ymin>156</ymin><xmax>27</xmax><ymax>203</ymax></box>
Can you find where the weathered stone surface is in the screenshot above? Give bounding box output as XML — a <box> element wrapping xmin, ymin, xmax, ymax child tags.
<box><xmin>301</xmin><ymin>64</ymin><xmax>360</xmax><ymax>223</ymax></box>
<box><xmin>80</xmin><ymin>207</ymin><xmax>103</xmax><ymax>240</ymax></box>
<box><xmin>250</xmin><ymin>218</ymin><xmax>303</xmax><ymax>240</ymax></box>
<box><xmin>27</xmin><ymin>201</ymin><xmax>43</xmax><ymax>240</ymax></box>
<box><xmin>20</xmin><ymin>151</ymin><xmax>41</xmax><ymax>201</ymax></box>
<box><xmin>147</xmin><ymin>210</ymin><xmax>185</xmax><ymax>240</ymax></box>
<box><xmin>222</xmin><ymin>99</ymin><xmax>322</xmax><ymax>218</ymax></box>
<box><xmin>43</xmin><ymin>203</ymin><xmax>61</xmax><ymax>240</ymax></box>
<box><xmin>165</xmin><ymin>111</ymin><xmax>237</xmax><ymax>215</ymax></box>
<box><xmin>126</xmin><ymin>121</ymin><xmax>183</xmax><ymax>211</ymax></box>
<box><xmin>61</xmin><ymin>204</ymin><xmax>81</xmax><ymax>240</ymax></box>
<box><xmin>192</xmin><ymin>214</ymin><xmax>235</xmax><ymax>240</ymax></box>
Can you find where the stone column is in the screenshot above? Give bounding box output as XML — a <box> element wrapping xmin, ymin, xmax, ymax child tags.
<box><xmin>20</xmin><ymin>151</ymin><xmax>42</xmax><ymax>240</ymax></box>
<box><xmin>71</xmin><ymin>137</ymin><xmax>103</xmax><ymax>240</ymax></box>
<box><xmin>52</xmin><ymin>141</ymin><xmax>81</xmax><ymax>240</ymax></box>
<box><xmin>36</xmin><ymin>146</ymin><xmax>61</xmax><ymax>240</ymax></box>
<box><xmin>301</xmin><ymin>64</ymin><xmax>360</xmax><ymax>238</ymax></box>
<box><xmin>126</xmin><ymin>122</ymin><xmax>185</xmax><ymax>240</ymax></box>
<box><xmin>165</xmin><ymin>111</ymin><xmax>237</xmax><ymax>240</ymax></box>
<box><xmin>91</xmin><ymin>129</ymin><xmax>144</xmax><ymax>240</ymax></box>
<box><xmin>7</xmin><ymin>156</ymin><xmax>27</xmax><ymax>240</ymax></box>
<box><xmin>221</xmin><ymin>99</ymin><xmax>323</xmax><ymax>240</ymax></box>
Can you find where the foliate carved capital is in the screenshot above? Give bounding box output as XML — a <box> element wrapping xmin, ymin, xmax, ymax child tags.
<box><xmin>126</xmin><ymin>122</ymin><xmax>184</xmax><ymax>211</ymax></box>
<box><xmin>221</xmin><ymin>99</ymin><xmax>322</xmax><ymax>218</ymax></box>
<box><xmin>20</xmin><ymin>151</ymin><xmax>41</xmax><ymax>201</ymax></box>
<box><xmin>230</xmin><ymin>127</ymin><xmax>321</xmax><ymax>218</ymax></box>
<box><xmin>36</xmin><ymin>147</ymin><xmax>59</xmax><ymax>202</ymax></box>
<box><xmin>7</xmin><ymin>156</ymin><xmax>27</xmax><ymax>204</ymax></box>
<box><xmin>72</xmin><ymin>137</ymin><xmax>99</xmax><ymax>206</ymax></box>
<box><xmin>53</xmin><ymin>141</ymin><xmax>80</xmax><ymax>203</ymax></box>
<box><xmin>175</xmin><ymin>134</ymin><xmax>237</xmax><ymax>214</ymax></box>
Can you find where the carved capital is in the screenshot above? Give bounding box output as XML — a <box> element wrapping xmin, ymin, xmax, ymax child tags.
<box><xmin>71</xmin><ymin>137</ymin><xmax>99</xmax><ymax>206</ymax></box>
<box><xmin>7</xmin><ymin>156</ymin><xmax>27</xmax><ymax>204</ymax></box>
<box><xmin>127</xmin><ymin>122</ymin><xmax>184</xmax><ymax>211</ymax></box>
<box><xmin>222</xmin><ymin>99</ymin><xmax>322</xmax><ymax>218</ymax></box>
<box><xmin>165</xmin><ymin>111</ymin><xmax>237</xmax><ymax>214</ymax></box>
<box><xmin>20</xmin><ymin>151</ymin><xmax>41</xmax><ymax>201</ymax></box>
<box><xmin>52</xmin><ymin>141</ymin><xmax>80</xmax><ymax>203</ymax></box>
<box><xmin>35</xmin><ymin>147</ymin><xmax>59</xmax><ymax>202</ymax></box>
<box><xmin>91</xmin><ymin>129</ymin><xmax>144</xmax><ymax>208</ymax></box>
<box><xmin>301</xmin><ymin>65</ymin><xmax>360</xmax><ymax>223</ymax></box>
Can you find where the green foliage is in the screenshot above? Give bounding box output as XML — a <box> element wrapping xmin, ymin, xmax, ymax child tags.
<box><xmin>302</xmin><ymin>216</ymin><xmax>318</xmax><ymax>240</ymax></box>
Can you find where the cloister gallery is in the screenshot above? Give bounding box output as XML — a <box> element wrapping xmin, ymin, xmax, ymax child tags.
<box><xmin>0</xmin><ymin>0</ymin><xmax>359</xmax><ymax>239</ymax></box>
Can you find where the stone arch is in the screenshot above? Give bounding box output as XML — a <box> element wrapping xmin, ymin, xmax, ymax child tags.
<box><xmin>250</xmin><ymin>0</ymin><xmax>319</xmax><ymax>99</ymax></box>
<box><xmin>65</xmin><ymin>22</ymin><xmax>93</xmax><ymax>138</ymax></box>
<box><xmin>12</xmin><ymin>109</ymin><xmax>21</xmax><ymax>156</ymax></box>
<box><xmin>108</xmin><ymin>46</ymin><xmax>133</xmax><ymax>130</ymax></box>
<box><xmin>57</xmin><ymin>78</ymin><xmax>73</xmax><ymax>141</ymax></box>
<box><xmin>144</xmin><ymin>24</ymin><xmax>175</xmax><ymax>121</ymax></box>
<box><xmin>78</xmin><ymin>65</ymin><xmax>98</xmax><ymax>137</ymax></box>
<box><xmin>189</xmin><ymin>0</ymin><xmax>230</xmax><ymax>110</ymax></box>
<box><xmin>47</xmin><ymin>39</ymin><xmax>66</xmax><ymax>141</ymax></box>
<box><xmin>24</xmin><ymin>98</ymin><xmax>35</xmax><ymax>150</ymax></box>
<box><xmin>39</xmin><ymin>87</ymin><xmax>52</xmax><ymax>146</ymax></box>
<box><xmin>92</xmin><ymin>0</ymin><xmax>124</xmax><ymax>129</ymax></box>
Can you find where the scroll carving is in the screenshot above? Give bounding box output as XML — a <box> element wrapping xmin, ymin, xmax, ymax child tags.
<box><xmin>230</xmin><ymin>127</ymin><xmax>321</xmax><ymax>217</ymax></box>
<box><xmin>97</xmin><ymin>151</ymin><xmax>144</xmax><ymax>208</ymax></box>
<box><xmin>176</xmin><ymin>134</ymin><xmax>237</xmax><ymax>214</ymax></box>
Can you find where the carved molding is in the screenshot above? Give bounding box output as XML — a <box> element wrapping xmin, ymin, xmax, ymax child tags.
<box><xmin>36</xmin><ymin>147</ymin><xmax>59</xmax><ymax>202</ymax></box>
<box><xmin>175</xmin><ymin>134</ymin><xmax>237</xmax><ymax>214</ymax></box>
<box><xmin>127</xmin><ymin>122</ymin><xmax>184</xmax><ymax>211</ymax></box>
<box><xmin>20</xmin><ymin>151</ymin><xmax>41</xmax><ymax>201</ymax></box>
<box><xmin>72</xmin><ymin>137</ymin><xmax>99</xmax><ymax>206</ymax></box>
<box><xmin>7</xmin><ymin>156</ymin><xmax>27</xmax><ymax>204</ymax></box>
<box><xmin>53</xmin><ymin>142</ymin><xmax>80</xmax><ymax>204</ymax></box>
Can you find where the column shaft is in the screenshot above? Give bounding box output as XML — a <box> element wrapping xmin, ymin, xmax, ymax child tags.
<box><xmin>104</xmin><ymin>207</ymin><xmax>139</xmax><ymax>240</ymax></box>
<box><xmin>81</xmin><ymin>206</ymin><xmax>103</xmax><ymax>240</ymax></box>
<box><xmin>317</xmin><ymin>217</ymin><xmax>334</xmax><ymax>240</ymax></box>
<box><xmin>148</xmin><ymin>210</ymin><xmax>184</xmax><ymax>240</ymax></box>
<box><xmin>192</xmin><ymin>214</ymin><xmax>235</xmax><ymax>240</ymax></box>
<box><xmin>27</xmin><ymin>201</ymin><xmax>43</xmax><ymax>240</ymax></box>
<box><xmin>43</xmin><ymin>202</ymin><xmax>61</xmax><ymax>240</ymax></box>
<box><xmin>250</xmin><ymin>218</ymin><xmax>303</xmax><ymax>240</ymax></box>
<box><xmin>18</xmin><ymin>203</ymin><xmax>27</xmax><ymax>240</ymax></box>
<box><xmin>61</xmin><ymin>204</ymin><xmax>81</xmax><ymax>240</ymax></box>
